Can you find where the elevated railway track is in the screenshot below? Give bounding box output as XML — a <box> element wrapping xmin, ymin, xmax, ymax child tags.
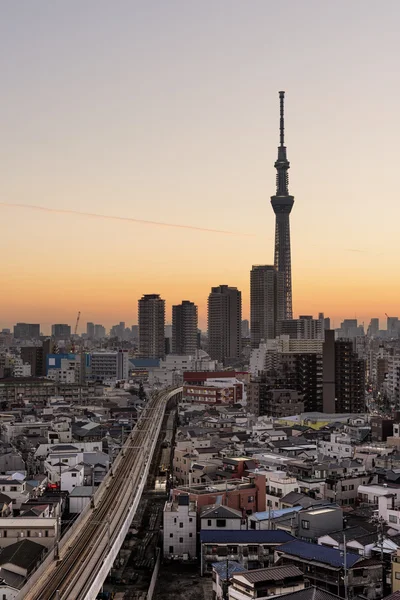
<box><xmin>19</xmin><ymin>387</ymin><xmax>182</xmax><ymax>600</ymax></box>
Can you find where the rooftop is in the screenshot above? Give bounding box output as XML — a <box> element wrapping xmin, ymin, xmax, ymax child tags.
<box><xmin>277</xmin><ymin>539</ymin><xmax>360</xmax><ymax>568</ymax></box>
<box><xmin>201</xmin><ymin>530</ymin><xmax>293</xmax><ymax>544</ymax></box>
<box><xmin>233</xmin><ymin>564</ymin><xmax>303</xmax><ymax>584</ymax></box>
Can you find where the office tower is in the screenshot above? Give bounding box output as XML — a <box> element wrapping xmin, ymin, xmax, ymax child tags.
<box><xmin>241</xmin><ymin>320</ymin><xmax>250</xmax><ymax>339</ymax></box>
<box><xmin>138</xmin><ymin>294</ymin><xmax>166</xmax><ymax>359</ymax></box>
<box><xmin>278</xmin><ymin>315</ymin><xmax>322</xmax><ymax>340</ymax></box>
<box><xmin>94</xmin><ymin>324</ymin><xmax>106</xmax><ymax>339</ymax></box>
<box><xmin>250</xmin><ymin>266</ymin><xmax>283</xmax><ymax>349</ymax></box>
<box><xmin>324</xmin><ymin>317</ymin><xmax>331</xmax><ymax>330</ymax></box>
<box><xmin>323</xmin><ymin>330</ymin><xmax>365</xmax><ymax>413</ymax></box>
<box><xmin>387</xmin><ymin>317</ymin><xmax>400</xmax><ymax>338</ymax></box>
<box><xmin>207</xmin><ymin>285</ymin><xmax>242</xmax><ymax>364</ymax></box>
<box><xmin>271</xmin><ymin>91</ymin><xmax>294</xmax><ymax>320</ymax></box>
<box><xmin>367</xmin><ymin>318</ymin><xmax>379</xmax><ymax>337</ymax></box>
<box><xmin>13</xmin><ymin>323</ymin><xmax>40</xmax><ymax>340</ymax></box>
<box><xmin>87</xmin><ymin>322</ymin><xmax>95</xmax><ymax>338</ymax></box>
<box><xmin>172</xmin><ymin>301</ymin><xmax>198</xmax><ymax>355</ymax></box>
<box><xmin>51</xmin><ymin>324</ymin><xmax>71</xmax><ymax>339</ymax></box>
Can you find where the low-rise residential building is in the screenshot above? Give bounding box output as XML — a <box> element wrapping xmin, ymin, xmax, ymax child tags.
<box><xmin>324</xmin><ymin>473</ymin><xmax>376</xmax><ymax>507</ymax></box>
<box><xmin>0</xmin><ymin>539</ymin><xmax>46</xmax><ymax>597</ymax></box>
<box><xmin>201</xmin><ymin>506</ymin><xmax>244</xmax><ymax>531</ymax></box>
<box><xmin>358</xmin><ymin>484</ymin><xmax>400</xmax><ymax>506</ymax></box>
<box><xmin>0</xmin><ymin>517</ymin><xmax>58</xmax><ymax>548</ymax></box>
<box><xmin>200</xmin><ymin>530</ymin><xmax>293</xmax><ymax>575</ymax></box>
<box><xmin>163</xmin><ymin>494</ymin><xmax>197</xmax><ymax>560</ymax></box>
<box><xmin>229</xmin><ymin>564</ymin><xmax>305</xmax><ymax>600</ymax></box>
<box><xmin>212</xmin><ymin>561</ymin><xmax>247</xmax><ymax>600</ymax></box>
<box><xmin>266</xmin><ymin>472</ymin><xmax>299</xmax><ymax>510</ymax></box>
<box><xmin>173</xmin><ymin>474</ymin><xmax>266</xmax><ymax>515</ymax></box>
<box><xmin>276</xmin><ymin>539</ymin><xmax>383</xmax><ymax>599</ymax></box>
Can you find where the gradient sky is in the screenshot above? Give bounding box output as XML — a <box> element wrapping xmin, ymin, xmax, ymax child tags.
<box><xmin>1</xmin><ymin>1</ymin><xmax>399</xmax><ymax>333</ymax></box>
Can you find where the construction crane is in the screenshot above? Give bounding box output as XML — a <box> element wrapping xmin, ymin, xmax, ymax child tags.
<box><xmin>70</xmin><ymin>311</ymin><xmax>81</xmax><ymax>353</ymax></box>
<box><xmin>74</xmin><ymin>311</ymin><xmax>81</xmax><ymax>336</ymax></box>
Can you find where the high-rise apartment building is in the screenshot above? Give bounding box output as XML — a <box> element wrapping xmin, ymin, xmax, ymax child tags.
<box><xmin>271</xmin><ymin>91</ymin><xmax>294</xmax><ymax>320</ymax></box>
<box><xmin>277</xmin><ymin>315</ymin><xmax>322</xmax><ymax>340</ymax></box>
<box><xmin>250</xmin><ymin>265</ymin><xmax>283</xmax><ymax>349</ymax></box>
<box><xmin>86</xmin><ymin>322</ymin><xmax>95</xmax><ymax>338</ymax></box>
<box><xmin>172</xmin><ymin>301</ymin><xmax>198</xmax><ymax>355</ymax></box>
<box><xmin>241</xmin><ymin>320</ymin><xmax>250</xmax><ymax>339</ymax></box>
<box><xmin>207</xmin><ymin>285</ymin><xmax>242</xmax><ymax>365</ymax></box>
<box><xmin>51</xmin><ymin>324</ymin><xmax>71</xmax><ymax>339</ymax></box>
<box><xmin>323</xmin><ymin>330</ymin><xmax>365</xmax><ymax>413</ymax></box>
<box><xmin>138</xmin><ymin>294</ymin><xmax>166</xmax><ymax>359</ymax></box>
<box><xmin>13</xmin><ymin>323</ymin><xmax>40</xmax><ymax>340</ymax></box>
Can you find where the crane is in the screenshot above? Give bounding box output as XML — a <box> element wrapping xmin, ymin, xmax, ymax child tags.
<box><xmin>70</xmin><ymin>311</ymin><xmax>81</xmax><ymax>353</ymax></box>
<box><xmin>74</xmin><ymin>311</ymin><xmax>81</xmax><ymax>336</ymax></box>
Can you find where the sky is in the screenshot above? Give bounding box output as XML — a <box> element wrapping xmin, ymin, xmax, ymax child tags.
<box><xmin>1</xmin><ymin>1</ymin><xmax>399</xmax><ymax>333</ymax></box>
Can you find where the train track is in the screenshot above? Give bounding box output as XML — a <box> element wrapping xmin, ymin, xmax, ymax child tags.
<box><xmin>23</xmin><ymin>388</ymin><xmax>180</xmax><ymax>600</ymax></box>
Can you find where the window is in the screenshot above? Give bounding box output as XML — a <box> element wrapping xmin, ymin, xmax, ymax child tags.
<box><xmin>216</xmin><ymin>519</ymin><xmax>226</xmax><ymax>528</ymax></box>
<box><xmin>179</xmin><ymin>537</ymin><xmax>183</xmax><ymax>543</ymax></box>
<box><xmin>207</xmin><ymin>519</ymin><xmax>212</xmax><ymax>526</ymax></box>
<box><xmin>342</xmin><ymin>486</ymin><xmax>347</xmax><ymax>491</ymax></box>
<box><xmin>169</xmin><ymin>546</ymin><xmax>174</xmax><ymax>553</ymax></box>
<box><xmin>349</xmin><ymin>485</ymin><xmax>354</xmax><ymax>490</ymax></box>
<box><xmin>248</xmin><ymin>546</ymin><xmax>258</xmax><ymax>554</ymax></box>
<box><xmin>169</xmin><ymin>533</ymin><xmax>173</xmax><ymax>538</ymax></box>
<box><xmin>395</xmin><ymin>573</ymin><xmax>400</xmax><ymax>580</ymax></box>
<box><xmin>174</xmin><ymin>518</ymin><xmax>177</xmax><ymax>524</ymax></box>
<box><xmin>45</xmin><ymin>531</ymin><xmax>49</xmax><ymax>537</ymax></box>
<box><xmin>248</xmin><ymin>496</ymin><xmax>254</xmax><ymax>502</ymax></box>
<box><xmin>189</xmin><ymin>533</ymin><xmax>193</xmax><ymax>538</ymax></box>
<box><xmin>301</xmin><ymin>520</ymin><xmax>310</xmax><ymax>530</ymax></box>
<box><xmin>390</xmin><ymin>515</ymin><xmax>398</xmax><ymax>523</ymax></box>
<box><xmin>227</xmin><ymin>545</ymin><xmax>238</xmax><ymax>554</ymax></box>
<box><xmin>27</xmin><ymin>531</ymin><xmax>31</xmax><ymax>537</ymax></box>
<box><xmin>71</xmin><ymin>473</ymin><xmax>77</xmax><ymax>478</ymax></box>
<box><xmin>3</xmin><ymin>531</ymin><xmax>6</xmax><ymax>538</ymax></box>
<box><xmin>189</xmin><ymin>518</ymin><xmax>193</xmax><ymax>522</ymax></box>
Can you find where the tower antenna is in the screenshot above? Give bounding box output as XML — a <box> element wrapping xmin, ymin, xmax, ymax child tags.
<box><xmin>279</xmin><ymin>91</ymin><xmax>285</xmax><ymax>147</ymax></box>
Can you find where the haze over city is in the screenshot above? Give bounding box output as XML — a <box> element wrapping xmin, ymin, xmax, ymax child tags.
<box><xmin>1</xmin><ymin>0</ymin><xmax>400</xmax><ymax>332</ymax></box>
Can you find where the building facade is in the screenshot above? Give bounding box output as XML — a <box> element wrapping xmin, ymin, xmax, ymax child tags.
<box><xmin>138</xmin><ymin>294</ymin><xmax>165</xmax><ymax>359</ymax></box>
<box><xmin>172</xmin><ymin>301</ymin><xmax>198</xmax><ymax>355</ymax></box>
<box><xmin>208</xmin><ymin>285</ymin><xmax>242</xmax><ymax>365</ymax></box>
<box><xmin>250</xmin><ymin>265</ymin><xmax>283</xmax><ymax>348</ymax></box>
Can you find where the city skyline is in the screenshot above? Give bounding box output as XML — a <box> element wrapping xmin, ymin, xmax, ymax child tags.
<box><xmin>1</xmin><ymin>1</ymin><xmax>400</xmax><ymax>330</ymax></box>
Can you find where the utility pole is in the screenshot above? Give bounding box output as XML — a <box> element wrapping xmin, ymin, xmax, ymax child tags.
<box><xmin>343</xmin><ymin>533</ymin><xmax>348</xmax><ymax>600</ymax></box>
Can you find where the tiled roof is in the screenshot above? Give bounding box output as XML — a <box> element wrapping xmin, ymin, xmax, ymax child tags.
<box><xmin>274</xmin><ymin>586</ymin><xmax>342</xmax><ymax>600</ymax></box>
<box><xmin>201</xmin><ymin>505</ymin><xmax>242</xmax><ymax>519</ymax></box>
<box><xmin>200</xmin><ymin>530</ymin><xmax>293</xmax><ymax>544</ymax></box>
<box><xmin>211</xmin><ymin>560</ymin><xmax>246</xmax><ymax>580</ymax></box>
<box><xmin>234</xmin><ymin>564</ymin><xmax>303</xmax><ymax>584</ymax></box>
<box><xmin>278</xmin><ymin>540</ymin><xmax>360</xmax><ymax>568</ymax></box>
<box><xmin>0</xmin><ymin>539</ymin><xmax>45</xmax><ymax>571</ymax></box>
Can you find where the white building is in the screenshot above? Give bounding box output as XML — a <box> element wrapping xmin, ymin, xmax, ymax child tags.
<box><xmin>265</xmin><ymin>472</ymin><xmax>299</xmax><ymax>510</ymax></box>
<box><xmin>46</xmin><ymin>357</ymin><xmax>80</xmax><ymax>384</ymax></box>
<box><xmin>149</xmin><ymin>351</ymin><xmax>218</xmax><ymax>387</ymax></box>
<box><xmin>0</xmin><ymin>477</ymin><xmax>29</xmax><ymax>509</ymax></box>
<box><xmin>358</xmin><ymin>484</ymin><xmax>400</xmax><ymax>506</ymax></box>
<box><xmin>163</xmin><ymin>494</ymin><xmax>197</xmax><ymax>559</ymax></box>
<box><xmin>318</xmin><ymin>433</ymin><xmax>353</xmax><ymax>460</ymax></box>
<box><xmin>11</xmin><ymin>358</ymin><xmax>31</xmax><ymax>378</ymax></box>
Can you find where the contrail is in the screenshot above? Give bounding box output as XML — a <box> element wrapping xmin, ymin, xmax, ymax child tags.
<box><xmin>0</xmin><ymin>202</ymin><xmax>250</xmax><ymax>236</ymax></box>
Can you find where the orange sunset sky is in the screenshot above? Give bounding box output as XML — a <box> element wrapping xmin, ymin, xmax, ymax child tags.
<box><xmin>1</xmin><ymin>1</ymin><xmax>400</xmax><ymax>333</ymax></box>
